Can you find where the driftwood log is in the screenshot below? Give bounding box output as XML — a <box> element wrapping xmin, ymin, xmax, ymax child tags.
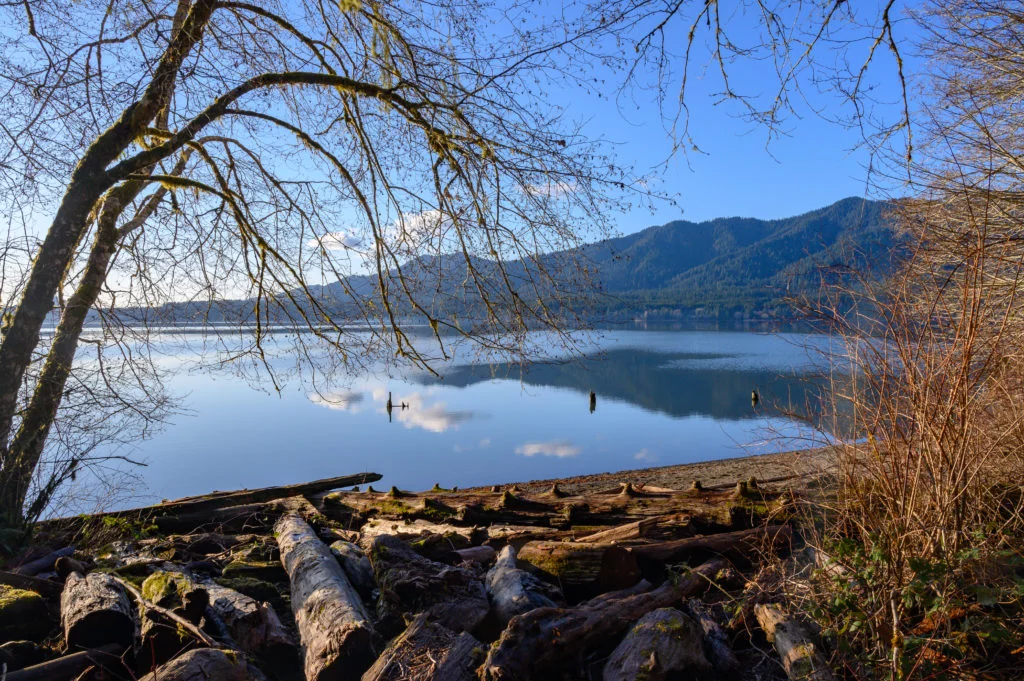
<box><xmin>454</xmin><ymin>545</ymin><xmax>496</xmax><ymax>563</ymax></box>
<box><xmin>687</xmin><ymin>599</ymin><xmax>741</xmax><ymax>675</ymax></box>
<box><xmin>517</xmin><ymin>540</ymin><xmax>640</xmax><ymax>599</ymax></box>
<box><xmin>602</xmin><ymin>607</ymin><xmax>711</xmax><ymax>681</ymax></box>
<box><xmin>13</xmin><ymin>546</ymin><xmax>75</xmax><ymax>576</ymax></box>
<box><xmin>369</xmin><ymin>535</ymin><xmax>489</xmax><ymax>633</ymax></box>
<box><xmin>136</xmin><ymin>648</ymin><xmax>252</xmax><ymax>681</ymax></box>
<box><xmin>60</xmin><ymin>571</ymin><xmax>134</xmax><ymax>650</ymax></box>
<box><xmin>5</xmin><ymin>644</ymin><xmax>124</xmax><ymax>681</ymax></box>
<box><xmin>629</xmin><ymin>524</ymin><xmax>792</xmax><ymax>564</ymax></box>
<box><xmin>138</xmin><ymin>570</ymin><xmax>210</xmax><ymax>669</ymax></box>
<box><xmin>360</xmin><ymin>613</ymin><xmax>484</xmax><ymax>681</ymax></box>
<box><xmin>277</xmin><ymin>513</ymin><xmax>376</xmax><ymax>681</ymax></box>
<box><xmin>576</xmin><ymin>515</ymin><xmax>685</xmax><ymax>544</ymax></box>
<box><xmin>755</xmin><ymin>603</ymin><xmax>836</xmax><ymax>681</ymax></box>
<box><xmin>485</xmin><ymin>545</ymin><xmax>562</xmax><ymax>627</ymax></box>
<box><xmin>329</xmin><ymin>540</ymin><xmax>376</xmax><ymax>596</ymax></box>
<box><xmin>203</xmin><ymin>579</ymin><xmax>293</xmax><ymax>656</ymax></box>
<box><xmin>0</xmin><ymin>570</ymin><xmax>63</xmax><ymax>598</ymax></box>
<box><xmin>479</xmin><ymin>558</ymin><xmax>727</xmax><ymax>681</ymax></box>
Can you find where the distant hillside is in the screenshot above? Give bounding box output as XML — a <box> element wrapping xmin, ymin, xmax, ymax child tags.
<box><xmin>112</xmin><ymin>197</ymin><xmax>895</xmax><ymax>326</ymax></box>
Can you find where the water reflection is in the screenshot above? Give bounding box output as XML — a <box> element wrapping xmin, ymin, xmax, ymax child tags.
<box><xmin>515</xmin><ymin>440</ymin><xmax>582</xmax><ymax>458</ymax></box>
<box><xmin>414</xmin><ymin>348</ymin><xmax>827</xmax><ymax>423</ymax></box>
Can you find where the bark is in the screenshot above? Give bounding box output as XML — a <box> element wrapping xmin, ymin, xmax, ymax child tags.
<box><xmin>202</xmin><ymin>579</ymin><xmax>293</xmax><ymax>656</ymax></box>
<box><xmin>754</xmin><ymin>604</ymin><xmax>836</xmax><ymax>681</ymax></box>
<box><xmin>136</xmin><ymin>647</ymin><xmax>253</xmax><ymax>681</ymax></box>
<box><xmin>478</xmin><ymin>559</ymin><xmax>726</xmax><ymax>681</ymax></box>
<box><xmin>628</xmin><ymin>524</ymin><xmax>792</xmax><ymax>564</ymax></box>
<box><xmin>12</xmin><ymin>545</ymin><xmax>75</xmax><ymax>576</ymax></box>
<box><xmin>60</xmin><ymin>572</ymin><xmax>134</xmax><ymax>650</ymax></box>
<box><xmin>485</xmin><ymin>545</ymin><xmax>562</xmax><ymax>628</ymax></box>
<box><xmin>360</xmin><ymin>613</ymin><xmax>483</xmax><ymax>681</ymax></box>
<box><xmin>368</xmin><ymin>534</ymin><xmax>489</xmax><ymax>634</ymax></box>
<box><xmin>687</xmin><ymin>599</ymin><xmax>741</xmax><ymax>675</ymax></box>
<box><xmin>276</xmin><ymin>513</ymin><xmax>376</xmax><ymax>681</ymax></box>
<box><xmin>0</xmin><ymin>570</ymin><xmax>63</xmax><ymax>598</ymax></box>
<box><xmin>602</xmin><ymin>608</ymin><xmax>711</xmax><ymax>681</ymax></box>
<box><xmin>517</xmin><ymin>540</ymin><xmax>640</xmax><ymax>599</ymax></box>
<box><xmin>576</xmin><ymin>515</ymin><xmax>684</xmax><ymax>544</ymax></box>
<box><xmin>455</xmin><ymin>546</ymin><xmax>496</xmax><ymax>563</ymax></box>
<box><xmin>138</xmin><ymin>571</ymin><xmax>209</xmax><ymax>669</ymax></box>
<box><xmin>4</xmin><ymin>644</ymin><xmax>124</xmax><ymax>681</ymax></box>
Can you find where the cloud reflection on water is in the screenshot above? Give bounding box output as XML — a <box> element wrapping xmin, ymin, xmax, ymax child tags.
<box><xmin>515</xmin><ymin>440</ymin><xmax>581</xmax><ymax>458</ymax></box>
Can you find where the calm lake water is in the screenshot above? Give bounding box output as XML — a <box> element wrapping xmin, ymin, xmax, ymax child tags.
<box><xmin>78</xmin><ymin>327</ymin><xmax>837</xmax><ymax>510</ymax></box>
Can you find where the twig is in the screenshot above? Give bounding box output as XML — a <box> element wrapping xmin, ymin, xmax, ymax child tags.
<box><xmin>110</xmin><ymin>575</ymin><xmax>220</xmax><ymax>649</ymax></box>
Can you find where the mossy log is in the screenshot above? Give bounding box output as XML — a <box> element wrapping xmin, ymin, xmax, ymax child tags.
<box><xmin>755</xmin><ymin>603</ymin><xmax>836</xmax><ymax>681</ymax></box>
<box><xmin>575</xmin><ymin>514</ymin><xmax>690</xmax><ymax>544</ymax></box>
<box><xmin>60</xmin><ymin>572</ymin><xmax>134</xmax><ymax>650</ymax></box>
<box><xmin>138</xmin><ymin>571</ymin><xmax>209</xmax><ymax>669</ymax></box>
<box><xmin>360</xmin><ymin>613</ymin><xmax>484</xmax><ymax>681</ymax></box>
<box><xmin>478</xmin><ymin>558</ymin><xmax>726</xmax><ymax>681</ymax></box>
<box><xmin>0</xmin><ymin>570</ymin><xmax>63</xmax><ymax>598</ymax></box>
<box><xmin>136</xmin><ymin>648</ymin><xmax>253</xmax><ymax>681</ymax></box>
<box><xmin>276</xmin><ymin>513</ymin><xmax>376</xmax><ymax>681</ymax></box>
<box><xmin>5</xmin><ymin>643</ymin><xmax>124</xmax><ymax>681</ymax></box>
<box><xmin>329</xmin><ymin>540</ymin><xmax>376</xmax><ymax>596</ymax></box>
<box><xmin>628</xmin><ymin>524</ymin><xmax>792</xmax><ymax>565</ymax></box>
<box><xmin>602</xmin><ymin>607</ymin><xmax>711</xmax><ymax>681</ymax></box>
<box><xmin>0</xmin><ymin>585</ymin><xmax>51</xmax><ymax>643</ymax></box>
<box><xmin>368</xmin><ymin>535</ymin><xmax>489</xmax><ymax>634</ymax></box>
<box><xmin>485</xmin><ymin>545</ymin><xmax>562</xmax><ymax>628</ymax></box>
<box><xmin>517</xmin><ymin>540</ymin><xmax>640</xmax><ymax>600</ymax></box>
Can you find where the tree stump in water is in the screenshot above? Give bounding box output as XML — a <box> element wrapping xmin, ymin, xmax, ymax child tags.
<box><xmin>276</xmin><ymin>513</ymin><xmax>376</xmax><ymax>681</ymax></box>
<box><xmin>60</xmin><ymin>572</ymin><xmax>134</xmax><ymax>650</ymax></box>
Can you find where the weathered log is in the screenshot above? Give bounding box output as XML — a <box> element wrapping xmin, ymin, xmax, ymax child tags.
<box><xmin>329</xmin><ymin>540</ymin><xmax>376</xmax><ymax>596</ymax></box>
<box><xmin>138</xmin><ymin>570</ymin><xmax>209</xmax><ymax>669</ymax></box>
<box><xmin>276</xmin><ymin>513</ymin><xmax>376</xmax><ymax>681</ymax></box>
<box><xmin>485</xmin><ymin>545</ymin><xmax>562</xmax><ymax>628</ymax></box>
<box><xmin>136</xmin><ymin>648</ymin><xmax>252</xmax><ymax>681</ymax></box>
<box><xmin>517</xmin><ymin>540</ymin><xmax>640</xmax><ymax>599</ymax></box>
<box><xmin>360</xmin><ymin>613</ymin><xmax>484</xmax><ymax>681</ymax></box>
<box><xmin>479</xmin><ymin>559</ymin><xmax>726</xmax><ymax>681</ymax></box>
<box><xmin>602</xmin><ymin>607</ymin><xmax>711</xmax><ymax>681</ymax></box>
<box><xmin>202</xmin><ymin>579</ymin><xmax>293</xmax><ymax>656</ymax></box>
<box><xmin>576</xmin><ymin>514</ymin><xmax>690</xmax><ymax>544</ymax></box>
<box><xmin>455</xmin><ymin>545</ymin><xmax>496</xmax><ymax>563</ymax></box>
<box><xmin>153</xmin><ymin>502</ymin><xmax>281</xmax><ymax>534</ymax></box>
<box><xmin>629</xmin><ymin>524</ymin><xmax>792</xmax><ymax>564</ymax></box>
<box><xmin>54</xmin><ymin>556</ymin><xmax>86</xmax><ymax>580</ymax></box>
<box><xmin>357</xmin><ymin>518</ymin><xmax>481</xmax><ymax>548</ymax></box>
<box><xmin>0</xmin><ymin>570</ymin><xmax>62</xmax><ymax>597</ymax></box>
<box><xmin>113</xmin><ymin>574</ymin><xmax>219</xmax><ymax>649</ymax></box>
<box><xmin>369</xmin><ymin>534</ymin><xmax>489</xmax><ymax>634</ymax></box>
<box><xmin>5</xmin><ymin>644</ymin><xmax>124</xmax><ymax>681</ymax></box>
<box><xmin>61</xmin><ymin>572</ymin><xmax>134</xmax><ymax>650</ymax></box>
<box><xmin>12</xmin><ymin>546</ymin><xmax>75</xmax><ymax>576</ymax></box>
<box><xmin>755</xmin><ymin>603</ymin><xmax>836</xmax><ymax>681</ymax></box>
<box><xmin>687</xmin><ymin>599</ymin><xmax>740</xmax><ymax>675</ymax></box>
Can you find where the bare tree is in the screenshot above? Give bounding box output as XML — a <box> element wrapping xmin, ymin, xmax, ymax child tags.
<box><xmin>0</xmin><ymin>0</ymin><xmax>640</xmax><ymax>526</ymax></box>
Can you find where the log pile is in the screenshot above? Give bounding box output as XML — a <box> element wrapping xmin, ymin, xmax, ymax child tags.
<box><xmin>3</xmin><ymin>471</ymin><xmax>826</xmax><ymax>680</ymax></box>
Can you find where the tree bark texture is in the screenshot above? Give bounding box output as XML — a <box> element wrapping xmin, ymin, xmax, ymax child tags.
<box><xmin>485</xmin><ymin>545</ymin><xmax>562</xmax><ymax>628</ymax></box>
<box><xmin>136</xmin><ymin>647</ymin><xmax>253</xmax><ymax>681</ymax></box>
<box><xmin>516</xmin><ymin>540</ymin><xmax>640</xmax><ymax>600</ymax></box>
<box><xmin>602</xmin><ymin>607</ymin><xmax>711</xmax><ymax>681</ymax></box>
<box><xmin>754</xmin><ymin>603</ymin><xmax>836</xmax><ymax>681</ymax></box>
<box><xmin>60</xmin><ymin>572</ymin><xmax>135</xmax><ymax>650</ymax></box>
<box><xmin>360</xmin><ymin>613</ymin><xmax>483</xmax><ymax>681</ymax></box>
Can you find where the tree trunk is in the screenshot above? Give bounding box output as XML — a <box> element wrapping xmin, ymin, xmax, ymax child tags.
<box><xmin>4</xmin><ymin>644</ymin><xmax>125</xmax><ymax>681</ymax></box>
<box><xmin>628</xmin><ymin>524</ymin><xmax>792</xmax><ymax>564</ymax></box>
<box><xmin>276</xmin><ymin>513</ymin><xmax>376</xmax><ymax>681</ymax></box>
<box><xmin>368</xmin><ymin>534</ymin><xmax>489</xmax><ymax>635</ymax></box>
<box><xmin>329</xmin><ymin>540</ymin><xmax>376</xmax><ymax>597</ymax></box>
<box><xmin>360</xmin><ymin>613</ymin><xmax>483</xmax><ymax>681</ymax></box>
<box><xmin>602</xmin><ymin>608</ymin><xmax>711</xmax><ymax>681</ymax></box>
<box><xmin>686</xmin><ymin>599</ymin><xmax>740</xmax><ymax>675</ymax></box>
<box><xmin>516</xmin><ymin>540</ymin><xmax>640</xmax><ymax>600</ymax></box>
<box><xmin>754</xmin><ymin>603</ymin><xmax>836</xmax><ymax>681</ymax></box>
<box><xmin>478</xmin><ymin>558</ymin><xmax>726</xmax><ymax>681</ymax></box>
<box><xmin>136</xmin><ymin>648</ymin><xmax>253</xmax><ymax>681</ymax></box>
<box><xmin>485</xmin><ymin>545</ymin><xmax>562</xmax><ymax>628</ymax></box>
<box><xmin>60</xmin><ymin>572</ymin><xmax>135</xmax><ymax>650</ymax></box>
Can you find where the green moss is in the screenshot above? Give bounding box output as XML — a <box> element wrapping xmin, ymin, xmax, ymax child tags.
<box><xmin>0</xmin><ymin>585</ymin><xmax>50</xmax><ymax>641</ymax></box>
<box><xmin>221</xmin><ymin>559</ymin><xmax>284</xmax><ymax>581</ymax></box>
<box><xmin>216</xmin><ymin>576</ymin><xmax>286</xmax><ymax>610</ymax></box>
<box><xmin>141</xmin><ymin>571</ymin><xmax>191</xmax><ymax>606</ymax></box>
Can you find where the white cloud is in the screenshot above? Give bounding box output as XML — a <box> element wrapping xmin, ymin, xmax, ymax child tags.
<box><xmin>308</xmin><ymin>231</ymin><xmax>364</xmax><ymax>252</ymax></box>
<box><xmin>515</xmin><ymin>440</ymin><xmax>581</xmax><ymax>458</ymax></box>
<box><xmin>384</xmin><ymin>391</ymin><xmax>474</xmax><ymax>433</ymax></box>
<box><xmin>633</xmin><ymin>448</ymin><xmax>658</xmax><ymax>463</ymax></box>
<box><xmin>308</xmin><ymin>391</ymin><xmax>365</xmax><ymax>412</ymax></box>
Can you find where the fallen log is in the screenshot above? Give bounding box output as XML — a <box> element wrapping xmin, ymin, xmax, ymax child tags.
<box><xmin>138</xmin><ymin>571</ymin><xmax>210</xmax><ymax>669</ymax></box>
<box><xmin>12</xmin><ymin>546</ymin><xmax>75</xmax><ymax>576</ymax></box>
<box><xmin>5</xmin><ymin>644</ymin><xmax>124</xmax><ymax>681</ymax></box>
<box><xmin>629</xmin><ymin>524</ymin><xmax>792</xmax><ymax>564</ymax></box>
<box><xmin>456</xmin><ymin>545</ymin><xmax>497</xmax><ymax>563</ymax></box>
<box><xmin>0</xmin><ymin>570</ymin><xmax>63</xmax><ymax>598</ymax></box>
<box><xmin>360</xmin><ymin>613</ymin><xmax>484</xmax><ymax>681</ymax></box>
<box><xmin>153</xmin><ymin>502</ymin><xmax>281</xmax><ymax>533</ymax></box>
<box><xmin>113</xmin><ymin>574</ymin><xmax>218</xmax><ymax>649</ymax></box>
<box><xmin>755</xmin><ymin>603</ymin><xmax>836</xmax><ymax>681</ymax></box>
<box><xmin>602</xmin><ymin>607</ymin><xmax>711</xmax><ymax>681</ymax></box>
<box><xmin>479</xmin><ymin>558</ymin><xmax>727</xmax><ymax>681</ymax></box>
<box><xmin>202</xmin><ymin>578</ymin><xmax>293</xmax><ymax>656</ymax></box>
<box><xmin>329</xmin><ymin>540</ymin><xmax>376</xmax><ymax>596</ymax></box>
<box><xmin>277</xmin><ymin>513</ymin><xmax>376</xmax><ymax>681</ymax></box>
<box><xmin>687</xmin><ymin>599</ymin><xmax>741</xmax><ymax>675</ymax></box>
<box><xmin>485</xmin><ymin>545</ymin><xmax>562</xmax><ymax>628</ymax></box>
<box><xmin>136</xmin><ymin>648</ymin><xmax>253</xmax><ymax>681</ymax></box>
<box><xmin>61</xmin><ymin>572</ymin><xmax>135</xmax><ymax>650</ymax></box>
<box><xmin>369</xmin><ymin>534</ymin><xmax>489</xmax><ymax>634</ymax></box>
<box><xmin>575</xmin><ymin>516</ymin><xmax>680</xmax><ymax>544</ymax></box>
<box><xmin>517</xmin><ymin>540</ymin><xmax>640</xmax><ymax>599</ymax></box>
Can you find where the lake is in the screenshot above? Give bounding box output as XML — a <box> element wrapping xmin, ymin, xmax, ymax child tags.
<box><xmin>67</xmin><ymin>327</ymin><xmax>838</xmax><ymax>512</ymax></box>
